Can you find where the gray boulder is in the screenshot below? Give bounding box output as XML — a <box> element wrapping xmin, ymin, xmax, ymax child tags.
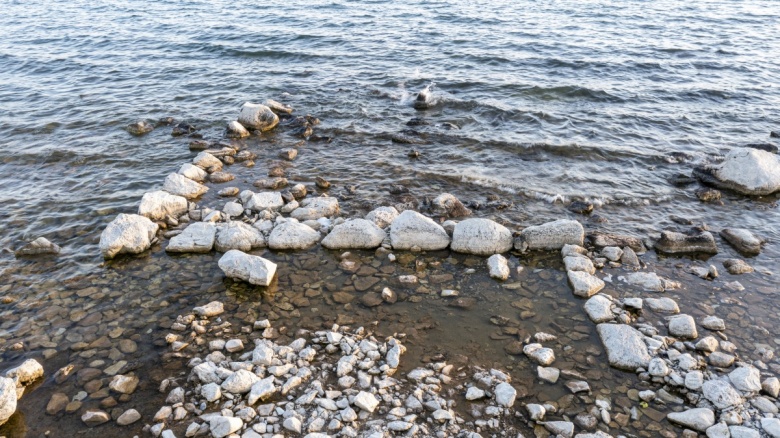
<box><xmin>596</xmin><ymin>324</ymin><xmax>651</xmax><ymax>371</ymax></box>
<box><xmin>162</xmin><ymin>173</ymin><xmax>208</xmax><ymax>199</ymax></box>
<box><xmin>226</xmin><ymin>120</ymin><xmax>249</xmax><ymax>138</ymax></box>
<box><xmin>515</xmin><ymin>219</ymin><xmax>584</xmax><ymax>251</ymax></box>
<box><xmin>217</xmin><ymin>250</ymin><xmax>277</xmax><ymax>286</ymax></box>
<box><xmin>177</xmin><ymin>163</ymin><xmax>208</xmax><ymax>182</ymax></box>
<box><xmin>389</xmin><ymin>210</ymin><xmax>450</xmax><ymax>251</ymax></box>
<box><xmin>242</xmin><ymin>191</ymin><xmax>284</xmax><ymax>212</ymax></box>
<box><xmin>192</xmin><ymin>152</ymin><xmax>223</xmax><ymax>172</ymax></box>
<box><xmin>450</xmin><ymin>218</ymin><xmax>512</xmax><ymax>255</ymax></box>
<box><xmin>568</xmin><ymin>271</ymin><xmax>604</xmax><ymax>297</ymax></box>
<box><xmin>215</xmin><ymin>222</ymin><xmax>265</xmax><ymax>252</ymax></box>
<box><xmin>321</xmin><ymin>219</ymin><xmax>386</xmax><ymax>249</ymax></box>
<box><xmin>365</xmin><ymin>206</ymin><xmax>399</xmax><ymax>228</ymax></box>
<box><xmin>666</xmin><ymin>408</ymin><xmax>715</xmax><ymax>432</ymax></box>
<box><xmin>720</xmin><ymin>228</ymin><xmax>765</xmax><ymax>255</ymax></box>
<box><xmin>99</xmin><ymin>214</ymin><xmax>159</xmax><ymax>259</ymax></box>
<box><xmin>138</xmin><ymin>190</ymin><xmax>188</xmax><ymax>221</ymax></box>
<box><xmin>693</xmin><ymin>148</ymin><xmax>780</xmax><ymax>196</ymax></box>
<box><xmin>702</xmin><ymin>378</ymin><xmax>744</xmax><ymax>409</ymax></box>
<box><xmin>0</xmin><ymin>378</ymin><xmax>15</xmax><ymax>426</ymax></box>
<box><xmin>431</xmin><ymin>193</ymin><xmax>471</xmax><ymax>218</ymax></box>
<box><xmin>237</xmin><ymin>102</ymin><xmax>279</xmax><ymax>131</ymax></box>
<box><xmin>583</xmin><ymin>295</ymin><xmax>614</xmax><ymax>323</ymax></box>
<box><xmin>14</xmin><ymin>237</ymin><xmax>61</xmax><ymax>257</ymax></box>
<box><xmin>655</xmin><ymin>230</ymin><xmax>717</xmax><ymax>254</ymax></box>
<box><xmin>166</xmin><ymin>222</ymin><xmax>216</xmax><ymax>253</ymax></box>
<box><xmin>268</xmin><ymin>221</ymin><xmax>321</xmax><ymax>250</ymax></box>
<box><xmin>290</xmin><ymin>197</ymin><xmax>339</xmax><ymax>221</ymax></box>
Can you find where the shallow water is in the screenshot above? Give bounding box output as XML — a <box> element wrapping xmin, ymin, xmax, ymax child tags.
<box><xmin>1</xmin><ymin>0</ymin><xmax>780</xmax><ymax>436</ymax></box>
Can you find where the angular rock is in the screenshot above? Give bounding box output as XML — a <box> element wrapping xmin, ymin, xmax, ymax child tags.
<box><xmin>389</xmin><ymin>210</ymin><xmax>450</xmax><ymax>251</ymax></box>
<box><xmin>450</xmin><ymin>218</ymin><xmax>512</xmax><ymax>255</ymax></box>
<box><xmin>365</xmin><ymin>206</ymin><xmax>399</xmax><ymax>228</ymax></box>
<box><xmin>192</xmin><ymin>152</ymin><xmax>223</xmax><ymax>171</ymax></box>
<box><xmin>729</xmin><ymin>366</ymin><xmax>762</xmax><ymax>392</ymax></box>
<box><xmin>99</xmin><ymin>214</ymin><xmax>159</xmax><ymax>259</ymax></box>
<box><xmin>431</xmin><ymin>193</ymin><xmax>471</xmax><ymax>218</ymax></box>
<box><xmin>177</xmin><ymin>163</ymin><xmax>208</xmax><ymax>182</ymax></box>
<box><xmin>723</xmin><ymin>258</ymin><xmax>754</xmax><ymax>275</ymax></box>
<box><xmin>487</xmin><ymin>254</ymin><xmax>510</xmax><ymax>280</ymax></box>
<box><xmin>226</xmin><ymin>120</ymin><xmax>249</xmax><ymax>138</ymax></box>
<box><xmin>14</xmin><ymin>237</ymin><xmax>61</xmax><ymax>257</ymax></box>
<box><xmin>515</xmin><ymin>219</ymin><xmax>584</xmax><ymax>251</ymax></box>
<box><xmin>194</xmin><ymin>301</ymin><xmax>223</xmax><ymax>317</ymax></box>
<box><xmin>702</xmin><ymin>379</ymin><xmax>744</xmax><ymax>409</ymax></box>
<box><xmin>668</xmin><ymin>314</ymin><xmax>697</xmax><ymax>339</ymax></box>
<box><xmin>720</xmin><ymin>228</ymin><xmax>765</xmax><ymax>255</ymax></box>
<box><xmin>321</xmin><ymin>219</ymin><xmax>386</xmax><ymax>249</ymax></box>
<box><xmin>268</xmin><ymin>221</ymin><xmax>321</xmax><ymax>250</ymax></box>
<box><xmin>215</xmin><ymin>222</ymin><xmax>265</xmax><ymax>252</ymax></box>
<box><xmin>290</xmin><ymin>197</ymin><xmax>339</xmax><ymax>221</ymax></box>
<box><xmin>163</xmin><ymin>173</ymin><xmax>208</xmax><ymax>199</ymax></box>
<box><xmin>221</xmin><ymin>369</ymin><xmax>259</xmax><ymax>394</ymax></box>
<box><xmin>237</xmin><ymin>102</ymin><xmax>279</xmax><ymax>131</ymax></box>
<box><xmin>761</xmin><ymin>418</ymin><xmax>780</xmax><ymax>438</ymax></box>
<box><xmin>596</xmin><ymin>324</ymin><xmax>651</xmax><ymax>371</ymax></box>
<box><xmin>564</xmin><ymin>255</ymin><xmax>595</xmax><ymax>274</ymax></box>
<box><xmin>537</xmin><ymin>367</ymin><xmax>560</xmax><ymax>384</ymax></box>
<box><xmin>139</xmin><ymin>190</ymin><xmax>189</xmax><ymax>221</ymax></box>
<box><xmin>625</xmin><ymin>272</ymin><xmax>664</xmax><ymax>291</ymax></box>
<box><xmin>567</xmin><ymin>271</ymin><xmax>604</xmax><ymax>297</ymax></box>
<box><xmin>242</xmin><ymin>191</ymin><xmax>284</xmax><ymax>212</ymax></box>
<box><xmin>523</xmin><ymin>344</ymin><xmax>555</xmax><ymax>366</ymax></box>
<box><xmin>210</xmin><ymin>416</ymin><xmax>243</xmax><ymax>438</ymax></box>
<box><xmin>655</xmin><ymin>230</ymin><xmax>718</xmax><ymax>254</ymax></box>
<box><xmin>667</xmin><ymin>408</ymin><xmax>715</xmax><ymax>432</ymax></box>
<box><xmin>693</xmin><ymin>148</ymin><xmax>780</xmax><ymax>195</ymax></box>
<box><xmin>166</xmin><ymin>222</ymin><xmax>216</xmax><ymax>253</ymax></box>
<box><xmin>218</xmin><ymin>250</ymin><xmax>278</xmax><ymax>286</ymax></box>
<box><xmin>109</xmin><ymin>374</ymin><xmax>139</xmax><ymax>394</ymax></box>
<box><xmin>583</xmin><ymin>295</ymin><xmax>614</xmax><ymax>323</ymax></box>
<box><xmin>494</xmin><ymin>382</ymin><xmax>517</xmax><ymax>407</ymax></box>
<box><xmin>116</xmin><ymin>409</ymin><xmax>141</xmax><ymax>426</ymax></box>
<box><xmin>353</xmin><ymin>391</ymin><xmax>379</xmax><ymax>412</ymax></box>
<box><xmin>544</xmin><ymin>421</ymin><xmax>574</xmax><ymax>438</ymax></box>
<box><xmin>81</xmin><ymin>410</ymin><xmax>110</xmax><ymax>427</ymax></box>
<box><xmin>247</xmin><ymin>377</ymin><xmax>276</xmax><ymax>405</ymax></box>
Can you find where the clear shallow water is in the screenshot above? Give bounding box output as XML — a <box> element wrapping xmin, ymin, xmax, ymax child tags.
<box><xmin>1</xmin><ymin>0</ymin><xmax>780</xmax><ymax>436</ymax></box>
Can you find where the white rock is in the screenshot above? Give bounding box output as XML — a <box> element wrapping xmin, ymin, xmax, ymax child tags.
<box><xmin>567</xmin><ymin>271</ymin><xmax>605</xmax><ymax>297</ymax></box>
<box><xmin>215</xmin><ymin>222</ymin><xmax>265</xmax><ymax>252</ymax></box>
<box><xmin>720</xmin><ymin>228</ymin><xmax>765</xmax><ymax>255</ymax></box>
<box><xmin>221</xmin><ymin>369</ymin><xmax>260</xmax><ymax>394</ymax></box>
<box><xmin>267</xmin><ymin>221</ymin><xmax>321</xmax><ymax>250</ymax></box>
<box><xmin>321</xmin><ymin>219</ymin><xmax>386</xmax><ymax>249</ymax></box>
<box><xmin>601</xmin><ymin>246</ymin><xmax>623</xmax><ymax>262</ymax></box>
<box><xmin>192</xmin><ymin>152</ymin><xmax>222</xmax><ymax>171</ymax></box>
<box><xmin>139</xmin><ymin>190</ymin><xmax>188</xmax><ymax>221</ymax></box>
<box><xmin>353</xmin><ymin>391</ymin><xmax>379</xmax><ymax>413</ymax></box>
<box><xmin>282</xmin><ymin>417</ymin><xmax>302</xmax><ymax>433</ymax></box>
<box><xmin>252</xmin><ymin>342</ymin><xmax>274</xmax><ymax>366</ymax></box>
<box><xmin>668</xmin><ymin>314</ymin><xmax>698</xmax><ymax>339</ymax></box>
<box><xmin>763</xmin><ymin>377</ymin><xmax>780</xmax><ymax>398</ymax></box>
<box><xmin>544</xmin><ymin>421</ymin><xmax>574</xmax><ymax>438</ymax></box>
<box><xmin>515</xmin><ymin>219</ymin><xmax>584</xmax><ymax>251</ymax></box>
<box><xmin>243</xmin><ymin>191</ymin><xmax>284</xmax><ymax>211</ymax></box>
<box><xmin>693</xmin><ymin>148</ymin><xmax>780</xmax><ymax>196</ymax></box>
<box><xmin>116</xmin><ymin>408</ymin><xmax>141</xmax><ymax>426</ymax></box>
<box><xmin>625</xmin><ymin>272</ymin><xmax>664</xmax><ymax>291</ymax></box>
<box><xmin>108</xmin><ymin>374</ymin><xmax>139</xmax><ymax>394</ymax></box>
<box><xmin>537</xmin><ymin>366</ymin><xmax>560</xmax><ymax>384</ymax></box>
<box><xmin>561</xmin><ymin>244</ymin><xmax>587</xmax><ymax>258</ymax></box>
<box><xmin>178</xmin><ymin>163</ymin><xmax>208</xmax><ymax>182</ymax></box>
<box><xmin>450</xmin><ymin>218</ymin><xmax>512</xmax><ymax>255</ymax></box>
<box><xmin>226</xmin><ymin>120</ymin><xmax>249</xmax><ymax>138</ymax></box>
<box><xmin>487</xmin><ymin>254</ymin><xmax>510</xmax><ymax>280</ymax></box>
<box><xmin>365</xmin><ymin>206</ymin><xmax>399</xmax><ymax>228</ymax></box>
<box><xmin>166</xmin><ymin>222</ymin><xmax>216</xmax><ymax>253</ymax></box>
<box><xmin>494</xmin><ymin>382</ymin><xmax>517</xmax><ymax>407</ymax></box>
<box><xmin>564</xmin><ymin>255</ymin><xmax>595</xmax><ymax>274</ymax></box>
<box><xmin>596</xmin><ymin>324</ymin><xmax>651</xmax><ymax>371</ymax></box>
<box><xmin>0</xmin><ymin>377</ymin><xmax>17</xmax><ymax>426</ymax></box>
<box><xmin>194</xmin><ymin>301</ymin><xmax>224</xmax><ymax>317</ymax></box>
<box><xmin>5</xmin><ymin>359</ymin><xmax>44</xmax><ymax>386</ymax></box>
<box><xmin>729</xmin><ymin>426</ymin><xmax>760</xmax><ymax>438</ymax></box>
<box><xmin>645</xmin><ymin>297</ymin><xmax>680</xmax><ymax>314</ymax></box>
<box><xmin>666</xmin><ymin>408</ymin><xmax>715</xmax><ymax>432</ymax></box>
<box><xmin>237</xmin><ymin>102</ymin><xmax>279</xmax><ymax>131</ymax></box>
<box><xmin>761</xmin><ymin>418</ymin><xmax>780</xmax><ymax>438</ymax></box>
<box><xmin>729</xmin><ymin>366</ymin><xmax>762</xmax><ymax>392</ymax></box>
<box><xmin>389</xmin><ymin>210</ymin><xmax>450</xmax><ymax>251</ymax></box>
<box><xmin>222</xmin><ymin>202</ymin><xmax>244</xmax><ymax>218</ymax></box>
<box><xmin>701</xmin><ymin>315</ymin><xmax>725</xmax><ymax>331</ymax></box>
<box><xmin>163</xmin><ymin>173</ymin><xmax>208</xmax><ymax>199</ymax></box>
<box><xmin>290</xmin><ymin>197</ymin><xmax>339</xmax><ymax>221</ymax></box>
<box><xmin>210</xmin><ymin>416</ymin><xmax>243</xmax><ymax>438</ymax></box>
<box><xmin>465</xmin><ymin>387</ymin><xmax>485</xmax><ymax>400</ymax></box>
<box><xmin>99</xmin><ymin>213</ymin><xmax>159</xmax><ymax>259</ymax></box>
<box><xmin>705</xmin><ymin>422</ymin><xmax>730</xmax><ymax>438</ymax></box>
<box><xmin>218</xmin><ymin>250</ymin><xmax>278</xmax><ymax>286</ymax></box>
<box><xmin>201</xmin><ymin>382</ymin><xmax>221</xmax><ymax>402</ymax></box>
<box><xmin>526</xmin><ymin>403</ymin><xmax>546</xmax><ymax>421</ymax></box>
<box><xmin>523</xmin><ymin>344</ymin><xmax>555</xmax><ymax>366</ymax></box>
<box><xmin>685</xmin><ymin>371</ymin><xmax>704</xmax><ymax>391</ymax></box>
<box><xmin>648</xmin><ymin>358</ymin><xmax>669</xmax><ymax>377</ymax></box>
<box><xmin>225</xmin><ymin>339</ymin><xmax>244</xmax><ymax>352</ymax></box>
<box><xmin>247</xmin><ymin>377</ymin><xmax>277</xmax><ymax>405</ymax></box>
<box><xmin>702</xmin><ymin>378</ymin><xmax>744</xmax><ymax>409</ymax></box>
<box><xmin>583</xmin><ymin>295</ymin><xmax>614</xmax><ymax>323</ymax></box>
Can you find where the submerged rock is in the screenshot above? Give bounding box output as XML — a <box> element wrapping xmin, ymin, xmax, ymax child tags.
<box><xmin>515</xmin><ymin>219</ymin><xmax>584</xmax><ymax>251</ymax></box>
<box><xmin>290</xmin><ymin>197</ymin><xmax>339</xmax><ymax>221</ymax></box>
<box><xmin>389</xmin><ymin>210</ymin><xmax>450</xmax><ymax>251</ymax></box>
<box><xmin>99</xmin><ymin>214</ymin><xmax>159</xmax><ymax>259</ymax></box>
<box><xmin>163</xmin><ymin>173</ymin><xmax>208</xmax><ymax>199</ymax></box>
<box><xmin>138</xmin><ymin>190</ymin><xmax>188</xmax><ymax>221</ymax></box>
<box><xmin>450</xmin><ymin>218</ymin><xmax>513</xmax><ymax>255</ymax></box>
<box><xmin>719</xmin><ymin>228</ymin><xmax>765</xmax><ymax>255</ymax></box>
<box><xmin>126</xmin><ymin>120</ymin><xmax>154</xmax><ymax>136</ymax></box>
<box><xmin>321</xmin><ymin>219</ymin><xmax>386</xmax><ymax>249</ymax></box>
<box><xmin>693</xmin><ymin>148</ymin><xmax>780</xmax><ymax>195</ymax></box>
<box><xmin>654</xmin><ymin>230</ymin><xmax>718</xmax><ymax>254</ymax></box>
<box><xmin>268</xmin><ymin>221</ymin><xmax>321</xmax><ymax>250</ymax></box>
<box><xmin>431</xmin><ymin>193</ymin><xmax>471</xmax><ymax>218</ymax></box>
<box><xmin>596</xmin><ymin>324</ymin><xmax>651</xmax><ymax>371</ymax></box>
<box><xmin>166</xmin><ymin>222</ymin><xmax>216</xmax><ymax>253</ymax></box>
<box><xmin>218</xmin><ymin>250</ymin><xmax>278</xmax><ymax>286</ymax></box>
<box><xmin>237</xmin><ymin>102</ymin><xmax>279</xmax><ymax>132</ymax></box>
<box><xmin>215</xmin><ymin>222</ymin><xmax>265</xmax><ymax>252</ymax></box>
<box><xmin>14</xmin><ymin>237</ymin><xmax>61</xmax><ymax>257</ymax></box>
<box><xmin>413</xmin><ymin>85</ymin><xmax>434</xmax><ymax>110</ymax></box>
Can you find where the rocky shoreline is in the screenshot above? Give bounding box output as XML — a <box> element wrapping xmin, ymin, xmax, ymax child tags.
<box><xmin>4</xmin><ymin>94</ymin><xmax>780</xmax><ymax>437</ymax></box>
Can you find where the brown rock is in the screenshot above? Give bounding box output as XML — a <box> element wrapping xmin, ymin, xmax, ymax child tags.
<box><xmin>360</xmin><ymin>293</ymin><xmax>383</xmax><ymax>308</ymax></box>
<box><xmin>46</xmin><ymin>392</ymin><xmax>69</xmax><ymax>415</ymax></box>
<box><xmin>448</xmin><ymin>297</ymin><xmax>477</xmax><ymax>310</ymax></box>
<box><xmin>118</xmin><ymin>339</ymin><xmax>138</xmax><ymax>354</ymax></box>
<box><xmin>353</xmin><ymin>276</ymin><xmax>380</xmax><ymax>292</ymax></box>
<box><xmin>332</xmin><ymin>292</ymin><xmax>355</xmax><ymax>304</ymax></box>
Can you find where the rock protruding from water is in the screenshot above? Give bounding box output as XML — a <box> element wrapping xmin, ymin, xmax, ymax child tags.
<box><xmin>237</xmin><ymin>102</ymin><xmax>279</xmax><ymax>132</ymax></box>
<box><xmin>413</xmin><ymin>85</ymin><xmax>434</xmax><ymax>110</ymax></box>
<box><xmin>14</xmin><ymin>237</ymin><xmax>61</xmax><ymax>257</ymax></box>
<box><xmin>163</xmin><ymin>173</ymin><xmax>208</xmax><ymax>199</ymax></box>
<box><xmin>450</xmin><ymin>218</ymin><xmax>513</xmax><ymax>255</ymax></box>
<box><xmin>365</xmin><ymin>206</ymin><xmax>399</xmax><ymax>228</ymax></box>
<box><xmin>596</xmin><ymin>323</ymin><xmax>651</xmax><ymax>371</ymax></box>
<box><xmin>178</xmin><ymin>163</ymin><xmax>208</xmax><ymax>182</ymax></box>
<box><xmin>568</xmin><ymin>271</ymin><xmax>604</xmax><ymax>297</ymax></box>
<box><xmin>193</xmin><ymin>152</ymin><xmax>223</xmax><ymax>172</ymax></box>
<box><xmin>5</xmin><ymin>359</ymin><xmax>44</xmax><ymax>387</ymax></box>
<box><xmin>99</xmin><ymin>214</ymin><xmax>159</xmax><ymax>259</ymax></box>
<box><xmin>321</xmin><ymin>219</ymin><xmax>386</xmax><ymax>249</ymax></box>
<box><xmin>264</xmin><ymin>99</ymin><xmax>293</xmax><ymax>115</ymax></box>
<box><xmin>126</xmin><ymin>120</ymin><xmax>154</xmax><ymax>136</ymax></box>
<box><xmin>242</xmin><ymin>191</ymin><xmax>285</xmax><ymax>212</ymax></box>
<box><xmin>226</xmin><ymin>121</ymin><xmax>249</xmax><ymax>139</ymax></box>
<box><xmin>0</xmin><ymin>377</ymin><xmax>15</xmax><ymax>426</ymax></box>
<box><xmin>290</xmin><ymin>197</ymin><xmax>339</xmax><ymax>221</ymax></box>
<box><xmin>666</xmin><ymin>408</ymin><xmax>715</xmax><ymax>432</ymax></box>
<box><xmin>431</xmin><ymin>193</ymin><xmax>471</xmax><ymax>218</ymax></box>
<box><xmin>693</xmin><ymin>148</ymin><xmax>780</xmax><ymax>196</ymax></box>
<box><xmin>217</xmin><ymin>250</ymin><xmax>277</xmax><ymax>286</ymax></box>
<box><xmin>390</xmin><ymin>210</ymin><xmax>450</xmax><ymax>251</ymax></box>
<box><xmin>138</xmin><ymin>190</ymin><xmax>188</xmax><ymax>221</ymax></box>
<box><xmin>515</xmin><ymin>219</ymin><xmax>584</xmax><ymax>251</ymax></box>
<box><xmin>268</xmin><ymin>221</ymin><xmax>321</xmax><ymax>250</ymax></box>
<box><xmin>166</xmin><ymin>222</ymin><xmax>216</xmax><ymax>253</ymax></box>
<box><xmin>719</xmin><ymin>228</ymin><xmax>765</xmax><ymax>255</ymax></box>
<box><xmin>487</xmin><ymin>254</ymin><xmax>510</xmax><ymax>280</ymax></box>
<box><xmin>215</xmin><ymin>222</ymin><xmax>265</xmax><ymax>252</ymax></box>
<box><xmin>654</xmin><ymin>230</ymin><xmax>718</xmax><ymax>254</ymax></box>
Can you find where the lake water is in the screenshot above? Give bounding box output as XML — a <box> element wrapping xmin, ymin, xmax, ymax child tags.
<box><xmin>0</xmin><ymin>0</ymin><xmax>779</xmax><ymax>436</ymax></box>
